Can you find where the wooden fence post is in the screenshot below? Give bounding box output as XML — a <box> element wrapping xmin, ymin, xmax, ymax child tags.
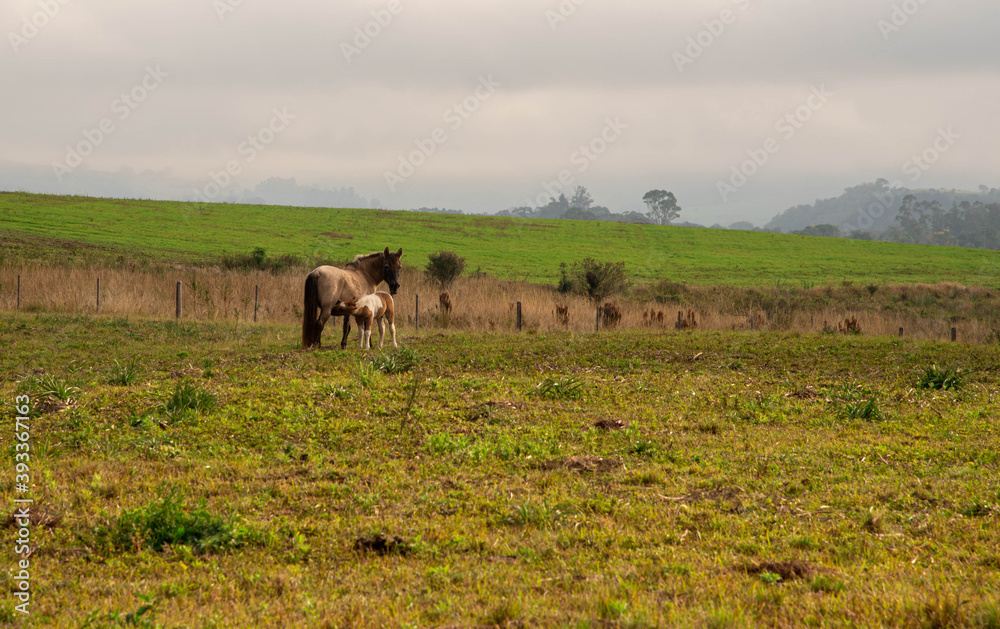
<box><xmin>254</xmin><ymin>285</ymin><xmax>259</xmax><ymax>322</ymax></box>
<box><xmin>176</xmin><ymin>281</ymin><xmax>182</xmax><ymax>319</ymax></box>
<box><xmin>951</xmin><ymin>327</ymin><xmax>957</xmax><ymax>342</ymax></box>
<box><xmin>17</xmin><ymin>275</ymin><xmax>20</xmax><ymax>311</ymax></box>
<box><xmin>677</xmin><ymin>311</ymin><xmax>682</xmax><ymax>328</ymax></box>
<box><xmin>899</xmin><ymin>327</ymin><xmax>904</xmax><ymax>337</ymax></box>
<box><xmin>595</xmin><ymin>305</ymin><xmax>601</xmax><ymax>332</ymax></box>
<box><xmin>516</xmin><ymin>301</ymin><xmax>522</xmax><ymax>332</ymax></box>
<box><xmin>96</xmin><ymin>278</ymin><xmax>101</xmax><ymax>313</ymax></box>
<box><xmin>415</xmin><ymin>294</ymin><xmax>419</xmax><ymax>331</ymax></box>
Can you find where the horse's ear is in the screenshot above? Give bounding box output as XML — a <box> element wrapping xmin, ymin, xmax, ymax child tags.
<box><xmin>383</xmin><ymin>247</ymin><xmax>390</xmax><ymax>257</ymax></box>
<box><xmin>395</xmin><ymin>248</ymin><xmax>403</xmax><ymax>259</ymax></box>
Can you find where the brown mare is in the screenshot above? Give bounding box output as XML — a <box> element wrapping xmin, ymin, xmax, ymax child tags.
<box><xmin>301</xmin><ymin>248</ymin><xmax>403</xmax><ymax>349</ymax></box>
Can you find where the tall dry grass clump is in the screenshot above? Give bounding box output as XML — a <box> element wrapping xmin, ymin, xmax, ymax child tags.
<box><xmin>2</xmin><ymin>261</ymin><xmax>999</xmax><ymax>343</ymax></box>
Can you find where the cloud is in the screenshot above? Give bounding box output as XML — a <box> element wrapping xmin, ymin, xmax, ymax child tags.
<box><xmin>1</xmin><ymin>0</ymin><xmax>998</xmax><ymax>223</ymax></box>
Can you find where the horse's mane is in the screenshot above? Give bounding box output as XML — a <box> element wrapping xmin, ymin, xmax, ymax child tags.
<box><xmin>344</xmin><ymin>251</ymin><xmax>382</xmax><ymax>269</ymax></box>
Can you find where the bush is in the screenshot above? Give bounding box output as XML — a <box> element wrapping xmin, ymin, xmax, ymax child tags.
<box><xmin>220</xmin><ymin>247</ymin><xmax>301</xmax><ymax>273</ymax></box>
<box><xmin>425</xmin><ymin>250</ymin><xmax>465</xmax><ymax>289</ymax></box>
<box><xmin>565</xmin><ymin>258</ymin><xmax>631</xmax><ymax>306</ymax></box>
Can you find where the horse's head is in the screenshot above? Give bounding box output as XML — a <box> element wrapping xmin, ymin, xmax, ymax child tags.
<box><xmin>382</xmin><ymin>247</ymin><xmax>403</xmax><ymax>295</ymax></box>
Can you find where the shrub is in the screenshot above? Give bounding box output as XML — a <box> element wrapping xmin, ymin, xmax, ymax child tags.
<box><xmin>425</xmin><ymin>250</ymin><xmax>465</xmax><ymax>289</ymax></box>
<box><xmin>219</xmin><ymin>247</ymin><xmax>301</xmax><ymax>273</ymax></box>
<box><xmin>565</xmin><ymin>258</ymin><xmax>631</xmax><ymax>306</ymax></box>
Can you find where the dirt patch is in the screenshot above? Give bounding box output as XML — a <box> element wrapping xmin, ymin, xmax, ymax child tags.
<box><xmin>353</xmin><ymin>533</ymin><xmax>411</xmax><ymax>556</ymax></box>
<box><xmin>5</xmin><ymin>506</ymin><xmax>62</xmax><ymax>529</ymax></box>
<box><xmin>739</xmin><ymin>560</ymin><xmax>817</xmax><ymax>581</ymax></box>
<box><xmin>786</xmin><ymin>386</ymin><xmax>822</xmax><ymax>399</ymax></box>
<box><xmin>36</xmin><ymin>398</ymin><xmax>77</xmax><ymax>414</ymax></box>
<box><xmin>660</xmin><ymin>484</ymin><xmax>746</xmax><ymax>513</ymax></box>
<box><xmin>593</xmin><ymin>418</ymin><xmax>628</xmax><ymax>431</ymax></box>
<box><xmin>170</xmin><ymin>367</ymin><xmax>203</xmax><ymax>378</ymax></box>
<box><xmin>542</xmin><ymin>456</ymin><xmax>622</xmax><ymax>473</ymax></box>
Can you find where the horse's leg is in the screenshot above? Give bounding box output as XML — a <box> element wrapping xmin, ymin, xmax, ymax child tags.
<box><xmin>341</xmin><ymin>315</ymin><xmax>352</xmax><ymax>350</ymax></box>
<box><xmin>390</xmin><ymin>318</ymin><xmax>397</xmax><ymax>348</ymax></box>
<box><xmin>376</xmin><ymin>317</ymin><xmax>385</xmax><ymax>349</ymax></box>
<box><xmin>316</xmin><ymin>310</ymin><xmax>330</xmax><ymax>349</ymax></box>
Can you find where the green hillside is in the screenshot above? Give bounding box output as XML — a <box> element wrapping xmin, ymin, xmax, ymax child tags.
<box><xmin>2</xmin><ymin>192</ymin><xmax>999</xmax><ymax>287</ymax></box>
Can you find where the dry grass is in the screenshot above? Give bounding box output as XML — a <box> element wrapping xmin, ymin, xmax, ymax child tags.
<box><xmin>3</xmin><ymin>262</ymin><xmax>1000</xmax><ymax>343</ymax></box>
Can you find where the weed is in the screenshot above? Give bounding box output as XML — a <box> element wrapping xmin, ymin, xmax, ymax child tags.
<box><xmin>93</xmin><ymin>492</ymin><xmax>257</xmax><ymax>555</ymax></box>
<box><xmin>810</xmin><ymin>576</ymin><xmax>845</xmax><ymax>594</ymax></box>
<box><xmin>355</xmin><ymin>360</ymin><xmax>379</xmax><ymax>389</ymax></box>
<box><xmin>842</xmin><ymin>397</ymin><xmax>885</xmax><ymax>421</ymax></box>
<box><xmin>371</xmin><ymin>347</ymin><xmax>417</xmax><ymax>374</ymax></box>
<box><xmin>319</xmin><ymin>383</ymin><xmax>353</xmax><ymax>400</ymax></box>
<box><xmin>532</xmin><ymin>376</ymin><xmax>583</xmax><ymax>399</ymax></box>
<box><xmin>597</xmin><ymin>597</ymin><xmax>629</xmax><ymax>621</ymax></box>
<box><xmin>160</xmin><ymin>380</ymin><xmax>217</xmax><ymax>418</ymax></box>
<box><xmin>109</xmin><ymin>358</ymin><xmax>141</xmax><ymax>386</ymax></box>
<box><xmin>629</xmin><ymin>438</ymin><xmax>657</xmax><ymax>457</ymax></box>
<box><xmin>483</xmin><ymin>598</ymin><xmax>522</xmax><ymax>627</ymax></box>
<box><xmin>959</xmin><ymin>502</ymin><xmax>994</xmax><ymax>517</ymax></box>
<box><xmin>919</xmin><ymin>364</ymin><xmax>964</xmax><ymax>390</ymax></box>
<box><xmin>758</xmin><ymin>571</ymin><xmax>782</xmax><ymax>585</ymax></box>
<box><xmin>29</xmin><ymin>374</ymin><xmax>80</xmax><ymax>401</ymax></box>
<box><xmin>82</xmin><ymin>594</ymin><xmax>158</xmax><ymax>628</ymax></box>
<box><xmin>975</xmin><ymin>602</ymin><xmax>1000</xmax><ymax>629</ymax></box>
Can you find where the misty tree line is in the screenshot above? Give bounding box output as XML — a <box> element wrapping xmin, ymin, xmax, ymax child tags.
<box><xmin>495</xmin><ymin>186</ymin><xmax>681</xmax><ymax>226</ymax></box>
<box><xmin>797</xmin><ymin>196</ymin><xmax>1000</xmax><ymax>250</ymax></box>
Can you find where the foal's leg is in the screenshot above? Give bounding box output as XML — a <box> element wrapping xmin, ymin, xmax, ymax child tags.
<box><xmin>388</xmin><ymin>312</ymin><xmax>397</xmax><ymax>348</ymax></box>
<box><xmin>376</xmin><ymin>316</ymin><xmax>386</xmax><ymax>349</ymax></box>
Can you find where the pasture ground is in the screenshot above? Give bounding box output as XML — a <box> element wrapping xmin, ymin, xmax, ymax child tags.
<box><xmin>1</xmin><ymin>313</ymin><xmax>998</xmax><ymax>627</ymax></box>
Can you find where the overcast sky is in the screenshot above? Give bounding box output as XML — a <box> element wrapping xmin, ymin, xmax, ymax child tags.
<box><xmin>3</xmin><ymin>0</ymin><xmax>998</xmax><ymax>224</ymax></box>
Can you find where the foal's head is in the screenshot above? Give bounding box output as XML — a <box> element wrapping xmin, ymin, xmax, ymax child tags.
<box><xmin>382</xmin><ymin>247</ymin><xmax>403</xmax><ymax>295</ymax></box>
<box><xmin>331</xmin><ymin>299</ymin><xmax>358</xmax><ymax>316</ymax></box>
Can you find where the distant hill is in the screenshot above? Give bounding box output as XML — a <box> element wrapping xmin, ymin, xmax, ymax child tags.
<box><xmin>3</xmin><ymin>192</ymin><xmax>998</xmax><ymax>287</ymax></box>
<box><xmin>765</xmin><ymin>180</ymin><xmax>1000</xmax><ymax>235</ymax></box>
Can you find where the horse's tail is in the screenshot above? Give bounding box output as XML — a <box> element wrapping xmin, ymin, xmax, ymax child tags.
<box><xmin>302</xmin><ymin>272</ymin><xmax>322</xmax><ymax>349</ymax></box>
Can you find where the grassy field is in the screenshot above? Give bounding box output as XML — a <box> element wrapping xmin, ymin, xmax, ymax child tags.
<box><xmin>3</xmin><ymin>192</ymin><xmax>999</xmax><ymax>287</ymax></box>
<box><xmin>2</xmin><ymin>313</ymin><xmax>999</xmax><ymax>627</ymax></box>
